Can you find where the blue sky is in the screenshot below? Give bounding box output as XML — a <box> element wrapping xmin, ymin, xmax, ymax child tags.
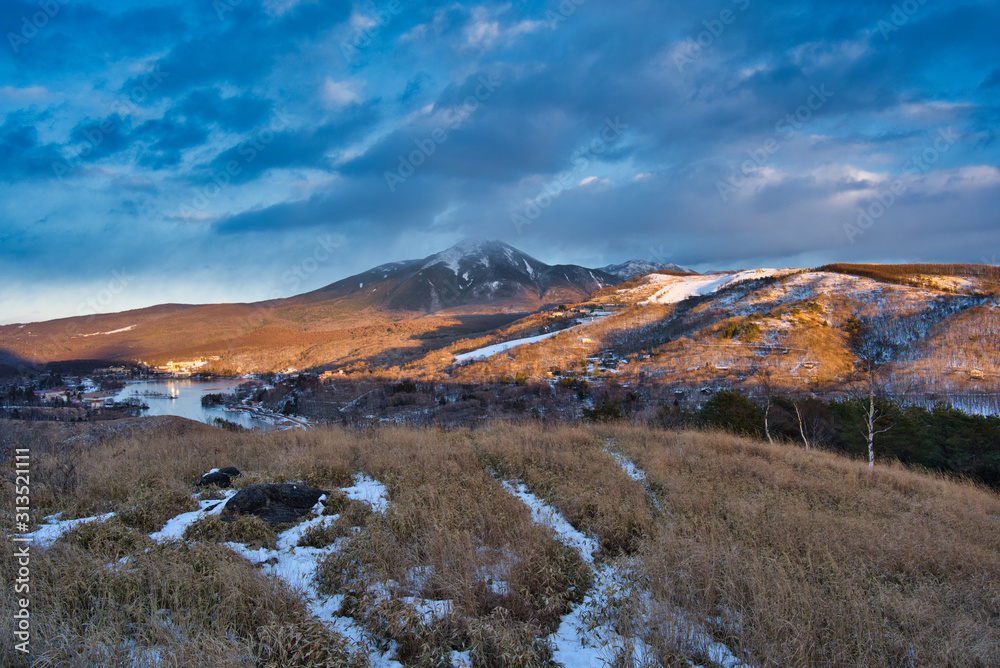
<box><xmin>1</xmin><ymin>0</ymin><xmax>998</xmax><ymax>324</ymax></box>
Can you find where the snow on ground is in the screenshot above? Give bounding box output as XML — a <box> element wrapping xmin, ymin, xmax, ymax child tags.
<box><xmin>454</xmin><ymin>331</ymin><xmax>565</xmax><ymax>362</ymax></box>
<box><xmin>641</xmin><ymin>269</ymin><xmax>799</xmax><ymax>306</ymax></box>
<box><xmin>549</xmin><ymin>567</ymin><xmax>660</xmax><ymax>667</ymax></box>
<box><xmin>497</xmin><ymin>479</ymin><xmax>656</xmax><ymax>665</ymax></box>
<box><xmin>607</xmin><ymin>450</ymin><xmax>662</xmax><ymax>512</ymax></box>
<box><xmin>171</xmin><ymin>475</ymin><xmax>405</xmax><ymax>667</ymax></box>
<box><xmin>499</xmin><ymin>481</ymin><xmax>598</xmax><ymax>563</ymax></box>
<box><xmin>609</xmin><ymin>451</ymin><xmax>647</xmax><ymax>482</ymax></box>
<box><xmin>449</xmin><ymin>650</ymin><xmax>473</xmax><ymax>667</ymax></box>
<box><xmin>226</xmin><ymin>528</ymin><xmax>347</xmax><ymax>595</ymax></box>
<box><xmin>26</xmin><ymin>512</ymin><xmax>116</xmax><ymax>548</ymax></box>
<box><xmin>80</xmin><ymin>325</ymin><xmax>136</xmax><ymax>337</ymax></box>
<box><xmin>149</xmin><ymin>491</ymin><xmax>236</xmax><ymax>543</ymax></box>
<box><xmin>341</xmin><ymin>473</ymin><xmax>390</xmax><ymax>512</ymax></box>
<box><xmin>454</xmin><ymin>313</ymin><xmax>613</xmax><ymax>363</ymax></box>
<box><xmin>501</xmin><ymin>475</ymin><xmax>754</xmax><ymax>668</ymax></box>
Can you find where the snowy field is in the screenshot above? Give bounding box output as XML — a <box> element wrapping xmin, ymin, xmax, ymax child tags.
<box><xmin>639</xmin><ymin>269</ymin><xmax>799</xmax><ymax>305</ymax></box>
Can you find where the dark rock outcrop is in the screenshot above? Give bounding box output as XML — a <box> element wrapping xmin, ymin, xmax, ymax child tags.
<box><xmin>197</xmin><ymin>466</ymin><xmax>242</xmax><ymax>488</ymax></box>
<box><xmin>223</xmin><ymin>483</ymin><xmax>327</xmax><ymax>526</ymax></box>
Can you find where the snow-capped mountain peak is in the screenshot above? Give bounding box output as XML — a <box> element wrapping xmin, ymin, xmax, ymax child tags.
<box><xmin>601</xmin><ymin>259</ymin><xmax>694</xmax><ymax>280</ymax></box>
<box><xmin>421</xmin><ymin>240</ymin><xmax>542</xmax><ymax>275</ymax></box>
<box><xmin>314</xmin><ymin>240</ymin><xmax>620</xmax><ymax>313</ymax></box>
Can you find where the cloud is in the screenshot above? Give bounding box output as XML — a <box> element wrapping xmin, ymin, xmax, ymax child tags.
<box><xmin>322</xmin><ymin>78</ymin><xmax>362</xmax><ymax>108</ymax></box>
<box><xmin>0</xmin><ymin>113</ymin><xmax>66</xmax><ymax>182</ymax></box>
<box><xmin>4</xmin><ymin>0</ymin><xmax>1000</xmax><ymax>322</ymax></box>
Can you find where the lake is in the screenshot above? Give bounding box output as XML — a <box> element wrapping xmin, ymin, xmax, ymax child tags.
<box><xmin>115</xmin><ymin>378</ymin><xmax>276</xmax><ymax>430</ymax></box>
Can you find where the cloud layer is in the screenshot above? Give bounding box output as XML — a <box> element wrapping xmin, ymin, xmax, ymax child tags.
<box><xmin>2</xmin><ymin>0</ymin><xmax>999</xmax><ymax>323</ymax></box>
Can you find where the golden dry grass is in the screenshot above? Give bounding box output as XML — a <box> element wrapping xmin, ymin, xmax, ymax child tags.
<box><xmin>598</xmin><ymin>423</ymin><xmax>1000</xmax><ymax>667</ymax></box>
<box><xmin>0</xmin><ymin>538</ymin><xmax>364</xmax><ymax>667</ymax></box>
<box><xmin>2</xmin><ymin>417</ymin><xmax>998</xmax><ymax>666</ymax></box>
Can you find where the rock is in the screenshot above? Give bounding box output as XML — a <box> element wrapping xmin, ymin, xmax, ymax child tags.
<box><xmin>197</xmin><ymin>466</ymin><xmax>242</xmax><ymax>488</ymax></box>
<box><xmin>223</xmin><ymin>483</ymin><xmax>327</xmax><ymax>526</ymax></box>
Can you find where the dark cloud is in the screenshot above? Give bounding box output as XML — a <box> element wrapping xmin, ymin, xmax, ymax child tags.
<box><xmin>177</xmin><ymin>89</ymin><xmax>273</xmax><ymax>132</ymax></box>
<box><xmin>3</xmin><ymin>0</ymin><xmax>1000</xmax><ymax>323</ymax></box>
<box><xmin>203</xmin><ymin>101</ymin><xmax>381</xmax><ymax>185</ymax></box>
<box><xmin>0</xmin><ymin>113</ymin><xmax>65</xmax><ymax>181</ymax></box>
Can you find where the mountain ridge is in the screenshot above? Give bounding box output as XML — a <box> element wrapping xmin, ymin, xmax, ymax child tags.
<box><xmin>0</xmin><ymin>239</ymin><xmax>651</xmax><ymax>370</ymax></box>
<box><xmin>600</xmin><ymin>259</ymin><xmax>694</xmax><ymax>280</ymax></box>
<box><xmin>305</xmin><ymin>239</ymin><xmax>621</xmax><ymax>313</ymax></box>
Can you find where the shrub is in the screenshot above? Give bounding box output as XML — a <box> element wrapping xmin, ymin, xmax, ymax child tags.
<box><xmin>696</xmin><ymin>390</ymin><xmax>764</xmax><ymax>438</ymax></box>
<box><xmin>583</xmin><ymin>397</ymin><xmax>623</xmax><ymax>423</ymax></box>
<box><xmin>297</xmin><ymin>521</ymin><xmax>351</xmax><ymax>549</ymax></box>
<box><xmin>183</xmin><ymin>515</ymin><xmax>277</xmax><ymax>546</ymax></box>
<box><xmin>117</xmin><ymin>487</ymin><xmax>199</xmax><ymax>533</ymax></box>
<box><xmin>58</xmin><ymin>517</ymin><xmax>153</xmax><ymax>561</ymax></box>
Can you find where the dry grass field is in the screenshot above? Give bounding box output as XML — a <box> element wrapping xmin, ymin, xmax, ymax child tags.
<box><xmin>2</xmin><ymin>418</ymin><xmax>999</xmax><ymax>667</ymax></box>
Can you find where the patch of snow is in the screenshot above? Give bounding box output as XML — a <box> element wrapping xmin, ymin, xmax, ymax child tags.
<box><xmin>640</xmin><ymin>269</ymin><xmax>799</xmax><ymax>305</ymax></box>
<box><xmin>400</xmin><ymin>597</ymin><xmax>454</xmax><ymax>623</ymax></box>
<box><xmin>149</xmin><ymin>491</ymin><xmax>237</xmax><ymax>543</ymax></box>
<box><xmin>123</xmin><ymin>642</ymin><xmax>167</xmax><ymax>668</ymax></box>
<box><xmin>80</xmin><ymin>325</ymin><xmax>136</xmax><ymax>337</ymax></box>
<box><xmin>609</xmin><ymin>452</ymin><xmax>647</xmax><ymax>482</ymax></box>
<box><xmin>450</xmin><ymin>650</ymin><xmax>473</xmax><ymax>667</ymax></box>
<box><xmin>500</xmin><ymin>481</ymin><xmax>598</xmax><ymax>563</ymax></box>
<box><xmin>26</xmin><ymin>512</ymin><xmax>116</xmax><ymax>549</ymax></box>
<box><xmin>549</xmin><ymin>567</ymin><xmax>660</xmax><ymax>668</ymax></box>
<box><xmin>523</xmin><ymin>258</ymin><xmax>535</xmax><ymax>278</ymax></box>
<box><xmin>454</xmin><ymin>331</ymin><xmax>564</xmax><ymax>362</ymax></box>
<box><xmin>275</xmin><ymin>514</ymin><xmax>341</xmax><ymax>551</ymax></box>
<box><xmin>311</xmin><ymin>596</ymin><xmax>403</xmax><ymax>668</ymax></box>
<box><xmin>214</xmin><ymin>474</ymin><xmax>403</xmax><ymax>668</ymax></box>
<box><xmin>341</xmin><ymin>473</ymin><xmax>390</xmax><ymax>512</ymax></box>
<box><xmin>454</xmin><ymin>309</ymin><xmax>618</xmax><ymax>363</ymax></box>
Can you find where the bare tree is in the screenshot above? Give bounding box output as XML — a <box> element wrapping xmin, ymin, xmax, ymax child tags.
<box><xmin>793</xmin><ymin>399</ymin><xmax>810</xmax><ymax>450</ymax></box>
<box><xmin>752</xmin><ymin>364</ymin><xmax>776</xmax><ymax>445</ymax></box>
<box><xmin>846</xmin><ymin>317</ymin><xmax>898</xmax><ymax>471</ymax></box>
<box><xmin>790</xmin><ymin>395</ymin><xmax>833</xmax><ymax>451</ymax></box>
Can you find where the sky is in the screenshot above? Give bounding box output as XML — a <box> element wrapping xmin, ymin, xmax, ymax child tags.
<box><xmin>1</xmin><ymin>0</ymin><xmax>998</xmax><ymax>324</ymax></box>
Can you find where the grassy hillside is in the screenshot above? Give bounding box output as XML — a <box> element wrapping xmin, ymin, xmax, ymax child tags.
<box><xmin>3</xmin><ymin>265</ymin><xmax>997</xmax><ymax>387</ymax></box>
<box><xmin>3</xmin><ymin>418</ymin><xmax>998</xmax><ymax>666</ymax></box>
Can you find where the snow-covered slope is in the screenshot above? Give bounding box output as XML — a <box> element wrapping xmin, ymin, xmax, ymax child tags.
<box><xmin>639</xmin><ymin>268</ymin><xmax>800</xmax><ymax>305</ymax></box>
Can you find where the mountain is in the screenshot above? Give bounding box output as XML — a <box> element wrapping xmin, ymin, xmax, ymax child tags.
<box><xmin>600</xmin><ymin>259</ymin><xmax>694</xmax><ymax>280</ymax></box>
<box><xmin>0</xmin><ymin>240</ymin><xmax>620</xmax><ymax>372</ymax></box>
<box><xmin>307</xmin><ymin>240</ymin><xmax>619</xmax><ymax>313</ymax></box>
